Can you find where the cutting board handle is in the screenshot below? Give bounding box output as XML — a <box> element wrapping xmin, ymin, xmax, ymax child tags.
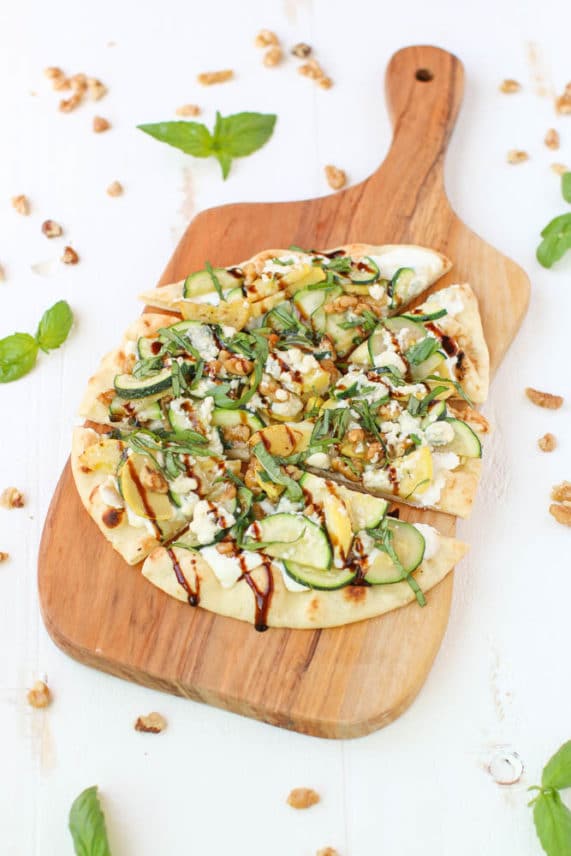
<box><xmin>373</xmin><ymin>45</ymin><xmax>464</xmax><ymax>212</ymax></box>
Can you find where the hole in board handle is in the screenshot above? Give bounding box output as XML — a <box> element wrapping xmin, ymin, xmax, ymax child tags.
<box><xmin>415</xmin><ymin>68</ymin><xmax>434</xmax><ymax>82</ymax></box>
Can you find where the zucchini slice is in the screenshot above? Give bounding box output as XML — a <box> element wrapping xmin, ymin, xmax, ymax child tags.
<box><xmin>410</xmin><ymin>350</ymin><xmax>446</xmax><ymax>381</ymax></box>
<box><xmin>109</xmin><ymin>396</ymin><xmax>163</xmax><ymax>424</ymax></box>
<box><xmin>421</xmin><ymin>400</ymin><xmax>446</xmax><ymax>427</ymax></box>
<box><xmin>118</xmin><ymin>453</ymin><xmax>173</xmax><ymax>521</ymax></box>
<box><xmin>114</xmin><ymin>367</ymin><xmax>172</xmax><ymax>399</ymax></box>
<box><xmin>283</xmin><ymin>561</ymin><xmax>356</xmax><ymax>590</ymax></box>
<box><xmin>183</xmin><ymin>268</ymin><xmax>243</xmax><ymax>298</ymax></box>
<box><xmin>137</xmin><ymin>337</ymin><xmax>162</xmax><ymax>359</ymax></box>
<box><xmin>248</xmin><ymin>513</ymin><xmax>332</xmax><ymax>570</ymax></box>
<box><xmin>349</xmin><ymin>256</ymin><xmax>380</xmax><ymax>284</ymax></box>
<box><xmin>364</xmin><ymin>519</ymin><xmax>425</xmax><ymax>585</ymax></box>
<box><xmin>388</xmin><ymin>267</ymin><xmax>415</xmax><ymax>310</ymax></box>
<box><xmin>212</xmin><ymin>408</ymin><xmax>265</xmax><ymax>433</ymax></box>
<box><xmin>293</xmin><ymin>284</ymin><xmax>342</xmax><ymax>321</ymax></box>
<box><xmin>440</xmin><ymin>418</ymin><xmax>482</xmax><ymax>458</ymax></box>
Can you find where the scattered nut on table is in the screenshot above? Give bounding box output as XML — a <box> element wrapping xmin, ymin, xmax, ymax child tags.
<box><xmin>263</xmin><ymin>46</ymin><xmax>283</xmax><ymax>67</ymax></box>
<box><xmin>316</xmin><ymin>849</ymin><xmax>339</xmax><ymax>856</ymax></box>
<box><xmin>538</xmin><ymin>433</ymin><xmax>557</xmax><ymax>452</ymax></box>
<box><xmin>286</xmin><ymin>787</ymin><xmax>320</xmax><ymax>809</ymax></box>
<box><xmin>27</xmin><ymin>680</ymin><xmax>52</xmax><ymax>709</ymax></box>
<box><xmin>87</xmin><ymin>77</ymin><xmax>107</xmax><ymax>100</ymax></box>
<box><xmin>291</xmin><ymin>42</ymin><xmax>312</xmax><ymax>58</ymax></box>
<box><xmin>0</xmin><ymin>487</ymin><xmax>25</xmax><ymax>509</ymax></box>
<box><xmin>507</xmin><ymin>149</ymin><xmax>529</xmax><ymax>165</ymax></box>
<box><xmin>544</xmin><ymin>128</ymin><xmax>560</xmax><ymax>150</ymax></box>
<box><xmin>555</xmin><ymin>83</ymin><xmax>571</xmax><ymax>115</ymax></box>
<box><xmin>550</xmin><ymin>503</ymin><xmax>571</xmax><ymax>526</ymax></box>
<box><xmin>11</xmin><ymin>194</ymin><xmax>30</xmax><ymax>215</ymax></box>
<box><xmin>325</xmin><ymin>165</ymin><xmax>347</xmax><ymax>191</ymax></box>
<box><xmin>93</xmin><ymin>116</ymin><xmax>111</xmax><ymax>133</ymax></box>
<box><xmin>61</xmin><ymin>246</ymin><xmax>79</xmax><ymax>265</ymax></box>
<box><xmin>551</xmin><ymin>163</ymin><xmax>569</xmax><ymax>175</ymax></box>
<box><xmin>526</xmin><ymin>387</ymin><xmax>563</xmax><ymax>409</ymax></box>
<box><xmin>0</xmin><ymin>552</ymin><xmax>9</xmax><ymax>562</ymax></box>
<box><xmin>499</xmin><ymin>79</ymin><xmax>521</xmax><ymax>94</ymax></box>
<box><xmin>175</xmin><ymin>104</ymin><xmax>201</xmax><ymax>117</ymax></box>
<box><xmin>134</xmin><ymin>712</ymin><xmax>167</xmax><ymax>733</ymax></box>
<box><xmin>41</xmin><ymin>219</ymin><xmax>63</xmax><ymax>238</ymax></box>
<box><xmin>197</xmin><ymin>69</ymin><xmax>234</xmax><ymax>86</ymax></box>
<box><xmin>254</xmin><ymin>29</ymin><xmax>279</xmax><ymax>48</ymax></box>
<box><xmin>106</xmin><ymin>180</ymin><xmax>124</xmax><ymax>197</ymax></box>
<box><xmin>551</xmin><ymin>482</ymin><xmax>571</xmax><ymax>505</ymax></box>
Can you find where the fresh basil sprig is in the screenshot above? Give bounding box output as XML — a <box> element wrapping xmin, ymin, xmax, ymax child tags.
<box><xmin>138</xmin><ymin>111</ymin><xmax>277</xmax><ymax>180</ymax></box>
<box><xmin>537</xmin><ymin>173</ymin><xmax>571</xmax><ymax>268</ymax></box>
<box><xmin>529</xmin><ymin>741</ymin><xmax>571</xmax><ymax>856</ymax></box>
<box><xmin>69</xmin><ymin>785</ymin><xmax>112</xmax><ymax>856</ymax></box>
<box><xmin>0</xmin><ymin>300</ymin><xmax>73</xmax><ymax>383</ymax></box>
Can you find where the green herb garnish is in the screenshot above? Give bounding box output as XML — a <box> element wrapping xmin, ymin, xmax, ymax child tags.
<box><xmin>399</xmin><ymin>308</ymin><xmax>448</xmax><ymax>322</ymax></box>
<box><xmin>537</xmin><ymin>174</ymin><xmax>571</xmax><ymax>268</ymax></box>
<box><xmin>405</xmin><ymin>336</ymin><xmax>441</xmax><ymax>366</ymax></box>
<box><xmin>69</xmin><ymin>785</ymin><xmax>112</xmax><ymax>856</ymax></box>
<box><xmin>366</xmin><ymin>519</ymin><xmax>426</xmax><ymax>606</ymax></box>
<box><xmin>529</xmin><ymin>740</ymin><xmax>571</xmax><ymax>856</ymax></box>
<box><xmin>252</xmin><ymin>442</ymin><xmax>303</xmax><ymax>501</ymax></box>
<box><xmin>138</xmin><ymin>111</ymin><xmax>277</xmax><ymax>180</ymax></box>
<box><xmin>562</xmin><ymin>172</ymin><xmax>571</xmax><ymax>204</ymax></box>
<box><xmin>205</xmin><ymin>260</ymin><xmax>226</xmax><ymax>301</ymax></box>
<box><xmin>0</xmin><ymin>300</ymin><xmax>73</xmax><ymax>383</ymax></box>
<box><xmin>325</xmin><ymin>256</ymin><xmax>352</xmax><ymax>274</ymax></box>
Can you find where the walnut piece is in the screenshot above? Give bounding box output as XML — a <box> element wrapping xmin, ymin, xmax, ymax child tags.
<box><xmin>254</xmin><ymin>29</ymin><xmax>279</xmax><ymax>48</ymax></box>
<box><xmin>44</xmin><ymin>66</ymin><xmax>64</xmax><ymax>80</ymax></box>
<box><xmin>87</xmin><ymin>78</ymin><xmax>107</xmax><ymax>100</ymax></box>
<box><xmin>499</xmin><ymin>79</ymin><xmax>521</xmax><ymax>94</ymax></box>
<box><xmin>298</xmin><ymin>58</ymin><xmax>333</xmax><ymax>88</ymax></box>
<box><xmin>551</xmin><ymin>482</ymin><xmax>571</xmax><ymax>505</ymax></box>
<box><xmin>0</xmin><ymin>487</ymin><xmax>25</xmax><ymax>509</ymax></box>
<box><xmin>61</xmin><ymin>246</ymin><xmax>79</xmax><ymax>265</ymax></box>
<box><xmin>325</xmin><ymin>165</ymin><xmax>347</xmax><ymax>191</ymax></box>
<box><xmin>291</xmin><ymin>42</ymin><xmax>312</xmax><ymax>58</ymax></box>
<box><xmin>263</xmin><ymin>46</ymin><xmax>283</xmax><ymax>67</ymax></box>
<box><xmin>555</xmin><ymin>83</ymin><xmax>571</xmax><ymax>116</ymax></box>
<box><xmin>106</xmin><ymin>180</ymin><xmax>124</xmax><ymax>197</ymax></box>
<box><xmin>0</xmin><ymin>552</ymin><xmax>9</xmax><ymax>562</ymax></box>
<box><xmin>551</xmin><ymin>163</ymin><xmax>569</xmax><ymax>176</ymax></box>
<box><xmin>197</xmin><ymin>69</ymin><xmax>234</xmax><ymax>86</ymax></box>
<box><xmin>544</xmin><ymin>128</ymin><xmax>560</xmax><ymax>150</ymax></box>
<box><xmin>53</xmin><ymin>76</ymin><xmax>72</xmax><ymax>92</ymax></box>
<box><xmin>93</xmin><ymin>116</ymin><xmax>111</xmax><ymax>133</ymax></box>
<box><xmin>538</xmin><ymin>433</ymin><xmax>557</xmax><ymax>452</ymax></box>
<box><xmin>175</xmin><ymin>103</ymin><xmax>201</xmax><ymax>117</ymax></box>
<box><xmin>550</xmin><ymin>503</ymin><xmax>571</xmax><ymax>526</ymax></box>
<box><xmin>41</xmin><ymin>219</ymin><xmax>63</xmax><ymax>238</ymax></box>
<box><xmin>526</xmin><ymin>387</ymin><xmax>563</xmax><ymax>409</ymax></box>
<box><xmin>69</xmin><ymin>73</ymin><xmax>87</xmax><ymax>94</ymax></box>
<box><xmin>11</xmin><ymin>194</ymin><xmax>30</xmax><ymax>215</ymax></box>
<box><xmin>134</xmin><ymin>712</ymin><xmax>167</xmax><ymax>733</ymax></box>
<box><xmin>507</xmin><ymin>149</ymin><xmax>529</xmax><ymax>165</ymax></box>
<box><xmin>59</xmin><ymin>93</ymin><xmax>83</xmax><ymax>113</ymax></box>
<box><xmin>140</xmin><ymin>463</ymin><xmax>169</xmax><ymax>494</ymax></box>
<box><xmin>287</xmin><ymin>787</ymin><xmax>320</xmax><ymax>809</ymax></box>
<box><xmin>316</xmin><ymin>849</ymin><xmax>340</xmax><ymax>856</ymax></box>
<box><xmin>27</xmin><ymin>680</ymin><xmax>52</xmax><ymax>709</ymax></box>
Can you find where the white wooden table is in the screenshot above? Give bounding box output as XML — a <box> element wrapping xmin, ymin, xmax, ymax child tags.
<box><xmin>1</xmin><ymin>1</ymin><xmax>570</xmax><ymax>852</ymax></box>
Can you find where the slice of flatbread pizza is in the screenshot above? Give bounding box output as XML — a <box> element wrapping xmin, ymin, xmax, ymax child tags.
<box><xmin>141</xmin><ymin>471</ymin><xmax>468</xmax><ymax>630</ymax></box>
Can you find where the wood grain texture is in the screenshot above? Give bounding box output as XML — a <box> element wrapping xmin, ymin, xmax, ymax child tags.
<box><xmin>38</xmin><ymin>46</ymin><xmax>529</xmax><ymax>739</ymax></box>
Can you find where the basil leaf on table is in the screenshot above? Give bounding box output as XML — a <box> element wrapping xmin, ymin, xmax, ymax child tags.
<box><xmin>533</xmin><ymin>790</ymin><xmax>571</xmax><ymax>856</ymax></box>
<box><xmin>536</xmin><ymin>213</ymin><xmax>571</xmax><ymax>268</ymax></box>
<box><xmin>36</xmin><ymin>299</ymin><xmax>73</xmax><ymax>352</ymax></box>
<box><xmin>562</xmin><ymin>172</ymin><xmax>571</xmax><ymax>204</ymax></box>
<box><xmin>0</xmin><ymin>333</ymin><xmax>38</xmax><ymax>382</ymax></box>
<box><xmin>69</xmin><ymin>786</ymin><xmax>112</xmax><ymax>856</ymax></box>
<box><xmin>543</xmin><ymin>741</ymin><xmax>571</xmax><ymax>791</ymax></box>
<box><xmin>138</xmin><ymin>111</ymin><xmax>277</xmax><ymax>180</ymax></box>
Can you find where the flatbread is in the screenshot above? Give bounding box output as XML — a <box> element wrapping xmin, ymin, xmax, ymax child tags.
<box><xmin>141</xmin><ymin>534</ymin><xmax>467</xmax><ymax>629</ymax></box>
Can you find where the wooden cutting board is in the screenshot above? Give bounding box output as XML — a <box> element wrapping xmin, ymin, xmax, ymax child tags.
<box><xmin>38</xmin><ymin>46</ymin><xmax>529</xmax><ymax>739</ymax></box>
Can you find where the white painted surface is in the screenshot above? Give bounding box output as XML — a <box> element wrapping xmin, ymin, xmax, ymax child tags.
<box><xmin>0</xmin><ymin>0</ymin><xmax>570</xmax><ymax>853</ymax></box>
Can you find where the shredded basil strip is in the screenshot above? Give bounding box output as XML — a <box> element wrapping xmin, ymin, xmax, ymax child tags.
<box><xmin>205</xmin><ymin>260</ymin><xmax>227</xmax><ymax>302</ymax></box>
<box><xmin>405</xmin><ymin>336</ymin><xmax>442</xmax><ymax>366</ymax></box>
<box><xmin>400</xmin><ymin>308</ymin><xmax>448</xmax><ymax>322</ymax></box>
<box><xmin>252</xmin><ymin>442</ymin><xmax>303</xmax><ymax>501</ymax></box>
<box><xmin>367</xmin><ymin>520</ymin><xmax>426</xmax><ymax>607</ymax></box>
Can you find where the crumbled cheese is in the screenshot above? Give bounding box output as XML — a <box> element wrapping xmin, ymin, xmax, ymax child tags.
<box><xmin>124</xmin><ymin>339</ymin><xmax>139</xmax><ymax>358</ymax></box>
<box><xmin>221</xmin><ymin>325</ymin><xmax>237</xmax><ymax>337</ymax></box>
<box><xmin>276</xmin><ymin>495</ymin><xmax>303</xmax><ymax>513</ymax></box>
<box><xmin>192</xmin><ymin>378</ymin><xmax>217</xmax><ymax>397</ymax></box>
<box><xmin>305</xmin><ymin>452</ymin><xmax>330</xmax><ymax>468</ymax></box>
<box><xmin>369</xmin><ymin>283</ymin><xmax>384</xmax><ymax>301</ymax></box>
<box><xmin>188</xmin><ymin>500</ymin><xmax>220</xmax><ymax>544</ymax></box>
<box><xmin>373</xmin><ymin>350</ymin><xmax>407</xmax><ymax>374</ymax></box>
<box><xmin>125</xmin><ymin>506</ymin><xmax>158</xmax><ymax>536</ymax></box>
<box><xmin>276</xmin><ymin>347</ymin><xmax>319</xmax><ymax>376</ymax></box>
<box><xmin>99</xmin><ymin>478</ymin><xmax>124</xmax><ymax>508</ymax></box>
<box><xmin>200</xmin><ymin>546</ymin><xmax>260</xmax><ymax>588</ymax></box>
<box><xmin>169</xmin><ymin>398</ymin><xmax>194</xmax><ymax>430</ymax></box>
<box><xmin>271</xmin><ymin>397</ymin><xmax>304</xmax><ymax>418</ymax></box>
<box><xmin>424</xmin><ymin>420</ymin><xmax>455</xmax><ymax>446</ymax></box>
<box><xmin>177</xmin><ymin>491</ymin><xmax>199</xmax><ymax>517</ymax></box>
<box><xmin>186</xmin><ymin>325</ymin><xmax>219</xmax><ymax>361</ymax></box>
<box><xmin>245</xmin><ymin>393</ymin><xmax>264</xmax><ymax>413</ymax></box>
<box><xmin>274</xmin><ymin>388</ymin><xmax>288</xmax><ymax>401</ymax></box>
<box><xmin>416</xmin><ymin>452</ymin><xmax>460</xmax><ymax>507</ymax></box>
<box><xmin>362</xmin><ymin>469</ymin><xmax>391</xmax><ymax>492</ymax></box>
<box><xmin>262</xmin><ymin>254</ymin><xmax>308</xmax><ymax>276</ymax></box>
<box><xmin>413</xmin><ymin>523</ymin><xmax>439</xmax><ymax>561</ymax></box>
<box><xmin>169</xmin><ymin>475</ymin><xmax>198</xmax><ymax>494</ymax></box>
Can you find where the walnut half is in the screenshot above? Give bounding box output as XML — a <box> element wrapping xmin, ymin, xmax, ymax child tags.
<box><xmin>287</xmin><ymin>787</ymin><xmax>320</xmax><ymax>809</ymax></box>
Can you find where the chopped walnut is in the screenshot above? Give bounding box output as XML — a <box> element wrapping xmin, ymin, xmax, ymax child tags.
<box><xmin>175</xmin><ymin>103</ymin><xmax>201</xmax><ymax>117</ymax></box>
<box><xmin>287</xmin><ymin>787</ymin><xmax>321</xmax><ymax>809</ymax></box>
<box><xmin>316</xmin><ymin>849</ymin><xmax>340</xmax><ymax>856</ymax></box>
<box><xmin>223</xmin><ymin>355</ymin><xmax>254</xmax><ymax>376</ymax></box>
<box><xmin>0</xmin><ymin>552</ymin><xmax>9</xmax><ymax>562</ymax></box>
<box><xmin>0</xmin><ymin>487</ymin><xmax>25</xmax><ymax>509</ymax></box>
<box><xmin>93</xmin><ymin>116</ymin><xmax>111</xmax><ymax>133</ymax></box>
<box><xmin>254</xmin><ymin>29</ymin><xmax>279</xmax><ymax>48</ymax></box>
<box><xmin>53</xmin><ymin>76</ymin><xmax>72</xmax><ymax>92</ymax></box>
<box><xmin>197</xmin><ymin>69</ymin><xmax>234</xmax><ymax>86</ymax></box>
<box><xmin>27</xmin><ymin>680</ymin><xmax>52</xmax><ymax>709</ymax></box>
<box><xmin>134</xmin><ymin>712</ymin><xmax>167</xmax><ymax>733</ymax></box>
<box><xmin>61</xmin><ymin>246</ymin><xmax>79</xmax><ymax>265</ymax></box>
<box><xmin>318</xmin><ymin>76</ymin><xmax>333</xmax><ymax>90</ymax></box>
<box><xmin>555</xmin><ymin>83</ymin><xmax>571</xmax><ymax>116</ymax></box>
<box><xmin>526</xmin><ymin>387</ymin><xmax>563</xmax><ymax>409</ymax></box>
<box><xmin>538</xmin><ymin>433</ymin><xmax>557</xmax><ymax>452</ymax></box>
<box><xmin>59</xmin><ymin>93</ymin><xmax>83</xmax><ymax>113</ymax></box>
<box><xmin>550</xmin><ymin>503</ymin><xmax>571</xmax><ymax>526</ymax></box>
<box><xmin>41</xmin><ymin>219</ymin><xmax>63</xmax><ymax>238</ymax></box>
<box><xmin>215</xmin><ymin>540</ymin><xmax>236</xmax><ymax>555</ymax></box>
<box><xmin>507</xmin><ymin>149</ymin><xmax>529</xmax><ymax>164</ymax></box>
<box><xmin>263</xmin><ymin>46</ymin><xmax>283</xmax><ymax>67</ymax></box>
<box><xmin>87</xmin><ymin>77</ymin><xmax>107</xmax><ymax>100</ymax></box>
<box><xmin>551</xmin><ymin>163</ymin><xmax>569</xmax><ymax>175</ymax></box>
<box><xmin>298</xmin><ymin>58</ymin><xmax>333</xmax><ymax>88</ymax></box>
<box><xmin>140</xmin><ymin>463</ymin><xmax>169</xmax><ymax>494</ymax></box>
<box><xmin>544</xmin><ymin>128</ymin><xmax>560</xmax><ymax>150</ymax></box>
<box><xmin>291</xmin><ymin>42</ymin><xmax>312</xmax><ymax>58</ymax></box>
<box><xmin>499</xmin><ymin>79</ymin><xmax>521</xmax><ymax>94</ymax></box>
<box><xmin>11</xmin><ymin>194</ymin><xmax>30</xmax><ymax>215</ymax></box>
<box><xmin>551</xmin><ymin>482</ymin><xmax>571</xmax><ymax>505</ymax></box>
<box><xmin>106</xmin><ymin>180</ymin><xmax>124</xmax><ymax>197</ymax></box>
<box><xmin>325</xmin><ymin>165</ymin><xmax>347</xmax><ymax>191</ymax></box>
<box><xmin>69</xmin><ymin>73</ymin><xmax>87</xmax><ymax>93</ymax></box>
<box><xmin>44</xmin><ymin>66</ymin><xmax>64</xmax><ymax>80</ymax></box>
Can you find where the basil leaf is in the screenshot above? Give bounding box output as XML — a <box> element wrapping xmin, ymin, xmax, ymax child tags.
<box><xmin>214</xmin><ymin>150</ymin><xmax>233</xmax><ymax>180</ymax></box>
<box><xmin>537</xmin><ymin>213</ymin><xmax>571</xmax><ymax>268</ymax></box>
<box><xmin>68</xmin><ymin>785</ymin><xmax>112</xmax><ymax>856</ymax></box>
<box><xmin>213</xmin><ymin>111</ymin><xmax>277</xmax><ymax>158</ymax></box>
<box><xmin>533</xmin><ymin>790</ymin><xmax>571</xmax><ymax>856</ymax></box>
<box><xmin>562</xmin><ymin>172</ymin><xmax>571</xmax><ymax>204</ymax></box>
<box><xmin>35</xmin><ymin>299</ymin><xmax>73</xmax><ymax>352</ymax></box>
<box><xmin>205</xmin><ymin>260</ymin><xmax>226</xmax><ymax>301</ymax></box>
<box><xmin>137</xmin><ymin>121</ymin><xmax>213</xmax><ymax>157</ymax></box>
<box><xmin>0</xmin><ymin>333</ymin><xmax>38</xmax><ymax>383</ymax></box>
<box><xmin>543</xmin><ymin>741</ymin><xmax>571</xmax><ymax>791</ymax></box>
<box><xmin>252</xmin><ymin>442</ymin><xmax>303</xmax><ymax>501</ymax></box>
<box><xmin>405</xmin><ymin>336</ymin><xmax>441</xmax><ymax>365</ymax></box>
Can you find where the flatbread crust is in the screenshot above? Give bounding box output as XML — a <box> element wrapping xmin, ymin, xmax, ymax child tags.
<box><xmin>141</xmin><ymin>534</ymin><xmax>468</xmax><ymax>629</ymax></box>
